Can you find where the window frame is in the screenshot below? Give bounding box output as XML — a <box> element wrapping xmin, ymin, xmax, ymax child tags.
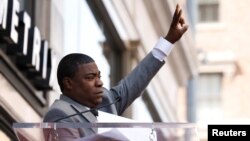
<box><xmin>197</xmin><ymin>0</ymin><xmax>219</xmax><ymax>23</ymax></box>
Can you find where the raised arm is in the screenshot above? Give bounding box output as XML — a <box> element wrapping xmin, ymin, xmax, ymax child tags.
<box><xmin>105</xmin><ymin>4</ymin><xmax>189</xmax><ymax>115</ymax></box>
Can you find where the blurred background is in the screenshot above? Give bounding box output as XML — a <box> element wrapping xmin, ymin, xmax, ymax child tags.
<box><xmin>1</xmin><ymin>0</ymin><xmax>250</xmax><ymax>140</ymax></box>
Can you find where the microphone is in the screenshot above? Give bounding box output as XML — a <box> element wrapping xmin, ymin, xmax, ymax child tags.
<box><xmin>53</xmin><ymin>96</ymin><xmax>121</xmax><ymax>122</ymax></box>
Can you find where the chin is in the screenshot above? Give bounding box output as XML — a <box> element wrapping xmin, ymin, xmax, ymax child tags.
<box><xmin>95</xmin><ymin>99</ymin><xmax>103</xmax><ymax>106</ymax></box>
<box><xmin>97</xmin><ymin>99</ymin><xmax>103</xmax><ymax>105</ymax></box>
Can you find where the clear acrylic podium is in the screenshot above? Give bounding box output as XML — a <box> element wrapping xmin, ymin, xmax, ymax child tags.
<box><xmin>13</xmin><ymin>111</ymin><xmax>199</xmax><ymax>141</ymax></box>
<box><xmin>13</xmin><ymin>122</ymin><xmax>200</xmax><ymax>141</ymax></box>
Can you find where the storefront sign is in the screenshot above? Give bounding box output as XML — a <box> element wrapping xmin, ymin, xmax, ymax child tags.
<box><xmin>0</xmin><ymin>0</ymin><xmax>54</xmax><ymax>90</ymax></box>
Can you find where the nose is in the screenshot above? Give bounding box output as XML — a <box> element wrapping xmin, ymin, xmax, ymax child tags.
<box><xmin>96</xmin><ymin>78</ymin><xmax>103</xmax><ymax>87</ymax></box>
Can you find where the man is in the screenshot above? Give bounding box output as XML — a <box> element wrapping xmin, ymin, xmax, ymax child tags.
<box><xmin>43</xmin><ymin>4</ymin><xmax>188</xmax><ymax>140</ymax></box>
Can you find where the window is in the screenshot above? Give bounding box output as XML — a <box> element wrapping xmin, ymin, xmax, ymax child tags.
<box><xmin>198</xmin><ymin>0</ymin><xmax>219</xmax><ymax>23</ymax></box>
<box><xmin>197</xmin><ymin>73</ymin><xmax>222</xmax><ymax>122</ymax></box>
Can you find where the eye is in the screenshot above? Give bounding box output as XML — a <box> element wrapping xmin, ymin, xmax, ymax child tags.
<box><xmin>85</xmin><ymin>73</ymin><xmax>101</xmax><ymax>80</ymax></box>
<box><xmin>98</xmin><ymin>72</ymin><xmax>101</xmax><ymax>79</ymax></box>
<box><xmin>85</xmin><ymin>75</ymin><xmax>95</xmax><ymax>80</ymax></box>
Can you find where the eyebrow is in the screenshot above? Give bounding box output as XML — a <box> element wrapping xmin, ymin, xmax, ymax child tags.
<box><xmin>84</xmin><ymin>71</ymin><xmax>101</xmax><ymax>76</ymax></box>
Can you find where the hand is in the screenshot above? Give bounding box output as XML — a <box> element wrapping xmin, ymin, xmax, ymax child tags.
<box><xmin>165</xmin><ymin>4</ymin><xmax>188</xmax><ymax>44</ymax></box>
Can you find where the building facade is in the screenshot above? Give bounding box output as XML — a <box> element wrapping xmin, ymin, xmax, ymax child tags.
<box><xmin>0</xmin><ymin>0</ymin><xmax>197</xmax><ymax>140</ymax></box>
<box><xmin>195</xmin><ymin>0</ymin><xmax>250</xmax><ymax>140</ymax></box>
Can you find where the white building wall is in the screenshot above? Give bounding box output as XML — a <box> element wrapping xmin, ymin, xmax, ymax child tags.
<box><xmin>48</xmin><ymin>0</ymin><xmax>111</xmax><ymax>106</ymax></box>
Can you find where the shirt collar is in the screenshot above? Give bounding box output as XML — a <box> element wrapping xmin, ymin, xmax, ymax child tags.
<box><xmin>60</xmin><ymin>94</ymin><xmax>89</xmax><ymax>110</ymax></box>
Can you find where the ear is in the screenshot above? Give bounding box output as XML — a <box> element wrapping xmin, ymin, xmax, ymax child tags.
<box><xmin>63</xmin><ymin>77</ymin><xmax>73</xmax><ymax>90</ymax></box>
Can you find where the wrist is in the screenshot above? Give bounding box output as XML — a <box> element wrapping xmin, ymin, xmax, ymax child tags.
<box><xmin>164</xmin><ymin>34</ymin><xmax>175</xmax><ymax>44</ymax></box>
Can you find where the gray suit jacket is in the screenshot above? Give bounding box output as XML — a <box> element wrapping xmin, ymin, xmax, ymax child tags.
<box><xmin>43</xmin><ymin>53</ymin><xmax>164</xmax><ymax>140</ymax></box>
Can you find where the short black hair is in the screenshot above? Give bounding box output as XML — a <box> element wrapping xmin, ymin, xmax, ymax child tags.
<box><xmin>57</xmin><ymin>53</ymin><xmax>95</xmax><ymax>92</ymax></box>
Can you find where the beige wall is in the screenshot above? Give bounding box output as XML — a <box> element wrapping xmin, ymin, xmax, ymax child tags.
<box><xmin>0</xmin><ymin>73</ymin><xmax>42</xmax><ymax>140</ymax></box>
<box><xmin>196</xmin><ymin>0</ymin><xmax>250</xmax><ymax>119</ymax></box>
<box><xmin>196</xmin><ymin>0</ymin><xmax>250</xmax><ymax>140</ymax></box>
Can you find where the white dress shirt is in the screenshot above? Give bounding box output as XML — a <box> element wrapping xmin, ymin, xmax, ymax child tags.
<box><xmin>152</xmin><ymin>37</ymin><xmax>173</xmax><ymax>61</ymax></box>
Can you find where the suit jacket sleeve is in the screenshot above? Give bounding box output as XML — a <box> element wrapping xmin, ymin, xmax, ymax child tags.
<box><xmin>110</xmin><ymin>52</ymin><xmax>165</xmax><ymax>115</ymax></box>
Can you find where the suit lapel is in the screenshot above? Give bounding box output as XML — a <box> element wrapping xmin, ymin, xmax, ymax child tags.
<box><xmin>60</xmin><ymin>95</ymin><xmax>98</xmax><ymax>133</ymax></box>
<box><xmin>70</xmin><ymin>104</ymin><xmax>97</xmax><ymax>123</ymax></box>
<box><xmin>70</xmin><ymin>104</ymin><xmax>97</xmax><ymax>133</ymax></box>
